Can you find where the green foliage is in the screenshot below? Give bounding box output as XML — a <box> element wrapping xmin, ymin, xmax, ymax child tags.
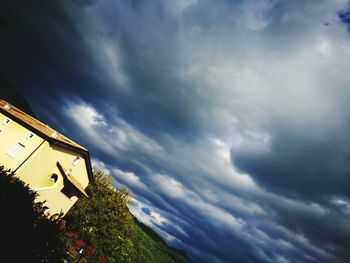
<box><xmin>64</xmin><ymin>171</ymin><xmax>134</xmax><ymax>263</ymax></box>
<box><xmin>65</xmin><ymin>170</ymin><xmax>191</xmax><ymax>263</ymax></box>
<box><xmin>0</xmin><ymin>165</ymin><xmax>66</xmax><ymax>262</ymax></box>
<box><xmin>132</xmin><ymin>218</ymin><xmax>191</xmax><ymax>263</ymax></box>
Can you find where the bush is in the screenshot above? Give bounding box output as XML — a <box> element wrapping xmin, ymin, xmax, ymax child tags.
<box><xmin>0</xmin><ymin>165</ymin><xmax>65</xmax><ymax>262</ymax></box>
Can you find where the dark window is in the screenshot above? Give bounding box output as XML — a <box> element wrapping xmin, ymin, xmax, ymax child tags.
<box><xmin>49</xmin><ymin>173</ymin><xmax>58</xmax><ymax>183</ymax></box>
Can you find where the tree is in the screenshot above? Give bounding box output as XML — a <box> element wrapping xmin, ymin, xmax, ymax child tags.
<box><xmin>64</xmin><ymin>171</ymin><xmax>134</xmax><ymax>263</ymax></box>
<box><xmin>0</xmin><ymin>165</ymin><xmax>66</xmax><ymax>262</ymax></box>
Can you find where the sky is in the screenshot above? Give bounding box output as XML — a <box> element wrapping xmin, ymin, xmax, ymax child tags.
<box><xmin>1</xmin><ymin>0</ymin><xmax>350</xmax><ymax>262</ymax></box>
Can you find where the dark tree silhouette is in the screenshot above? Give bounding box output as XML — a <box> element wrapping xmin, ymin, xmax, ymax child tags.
<box><xmin>0</xmin><ymin>165</ymin><xmax>66</xmax><ymax>262</ymax></box>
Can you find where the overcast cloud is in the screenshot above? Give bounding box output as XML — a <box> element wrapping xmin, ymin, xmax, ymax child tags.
<box><xmin>1</xmin><ymin>0</ymin><xmax>350</xmax><ymax>262</ymax></box>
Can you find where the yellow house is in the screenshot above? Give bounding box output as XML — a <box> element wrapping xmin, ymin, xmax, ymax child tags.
<box><xmin>0</xmin><ymin>99</ymin><xmax>93</xmax><ymax>216</ymax></box>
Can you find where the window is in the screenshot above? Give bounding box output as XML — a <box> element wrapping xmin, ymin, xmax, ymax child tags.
<box><xmin>72</xmin><ymin>156</ymin><xmax>81</xmax><ymax>166</ymax></box>
<box><xmin>7</xmin><ymin>142</ymin><xmax>25</xmax><ymax>158</ymax></box>
<box><xmin>49</xmin><ymin>173</ymin><xmax>58</xmax><ymax>183</ymax></box>
<box><xmin>26</xmin><ymin>132</ymin><xmax>35</xmax><ymax>140</ymax></box>
<box><xmin>2</xmin><ymin>118</ymin><xmax>10</xmax><ymax>126</ymax></box>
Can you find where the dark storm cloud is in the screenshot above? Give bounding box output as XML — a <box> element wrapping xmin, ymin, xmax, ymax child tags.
<box><xmin>3</xmin><ymin>0</ymin><xmax>196</xmax><ymax>138</ymax></box>
<box><xmin>72</xmin><ymin>0</ymin><xmax>100</xmax><ymax>8</ymax></box>
<box><xmin>0</xmin><ymin>0</ymin><xmax>119</xmax><ymax>120</ymax></box>
<box><xmin>0</xmin><ymin>10</ymin><xmax>7</xmax><ymax>29</ymax></box>
<box><xmin>338</xmin><ymin>3</ymin><xmax>350</xmax><ymax>31</ymax></box>
<box><xmin>1</xmin><ymin>0</ymin><xmax>350</xmax><ymax>262</ymax></box>
<box><xmin>232</xmin><ymin>121</ymin><xmax>350</xmax><ymax>197</ymax></box>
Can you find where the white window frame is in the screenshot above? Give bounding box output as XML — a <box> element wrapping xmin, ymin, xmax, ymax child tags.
<box><xmin>7</xmin><ymin>142</ymin><xmax>25</xmax><ymax>158</ymax></box>
<box><xmin>26</xmin><ymin>132</ymin><xmax>35</xmax><ymax>140</ymax></box>
<box><xmin>2</xmin><ymin>118</ymin><xmax>10</xmax><ymax>126</ymax></box>
<box><xmin>72</xmin><ymin>156</ymin><xmax>81</xmax><ymax>166</ymax></box>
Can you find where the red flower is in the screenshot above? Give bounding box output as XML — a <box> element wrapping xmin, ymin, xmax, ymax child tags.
<box><xmin>97</xmin><ymin>255</ymin><xmax>107</xmax><ymax>263</ymax></box>
<box><xmin>67</xmin><ymin>231</ymin><xmax>77</xmax><ymax>238</ymax></box>
<box><xmin>75</xmin><ymin>239</ymin><xmax>85</xmax><ymax>249</ymax></box>
<box><xmin>85</xmin><ymin>246</ymin><xmax>97</xmax><ymax>258</ymax></box>
<box><xmin>58</xmin><ymin>219</ymin><xmax>66</xmax><ymax>230</ymax></box>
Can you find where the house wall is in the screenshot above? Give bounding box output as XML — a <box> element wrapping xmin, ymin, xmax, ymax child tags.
<box><xmin>0</xmin><ymin>112</ymin><xmax>90</xmax><ymax>216</ymax></box>
<box><xmin>16</xmin><ymin>142</ymin><xmax>90</xmax><ymax>215</ymax></box>
<box><xmin>0</xmin><ymin>112</ymin><xmax>45</xmax><ymax>170</ymax></box>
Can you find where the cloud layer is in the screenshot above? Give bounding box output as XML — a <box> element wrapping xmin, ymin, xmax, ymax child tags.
<box><xmin>1</xmin><ymin>0</ymin><xmax>350</xmax><ymax>262</ymax></box>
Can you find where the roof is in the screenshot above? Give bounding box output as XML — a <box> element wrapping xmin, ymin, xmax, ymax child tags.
<box><xmin>0</xmin><ymin>99</ymin><xmax>93</xmax><ymax>183</ymax></box>
<box><xmin>0</xmin><ymin>99</ymin><xmax>86</xmax><ymax>151</ymax></box>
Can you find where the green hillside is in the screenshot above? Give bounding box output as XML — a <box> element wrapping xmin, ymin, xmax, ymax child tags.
<box><xmin>132</xmin><ymin>216</ymin><xmax>190</xmax><ymax>263</ymax></box>
<box><xmin>64</xmin><ymin>171</ymin><xmax>191</xmax><ymax>263</ymax></box>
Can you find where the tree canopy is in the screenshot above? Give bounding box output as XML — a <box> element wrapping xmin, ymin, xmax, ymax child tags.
<box><xmin>64</xmin><ymin>170</ymin><xmax>191</xmax><ymax>263</ymax></box>
<box><xmin>64</xmin><ymin>170</ymin><xmax>134</xmax><ymax>263</ymax></box>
